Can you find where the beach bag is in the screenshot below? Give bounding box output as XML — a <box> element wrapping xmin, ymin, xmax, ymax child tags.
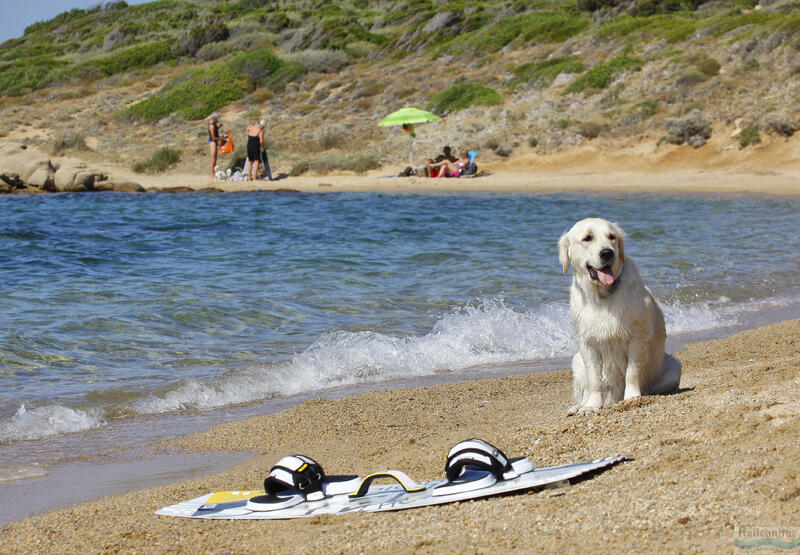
<box><xmin>219</xmin><ymin>131</ymin><xmax>234</xmax><ymax>154</ymax></box>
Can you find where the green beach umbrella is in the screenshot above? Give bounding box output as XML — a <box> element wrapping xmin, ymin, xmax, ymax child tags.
<box><xmin>378</xmin><ymin>107</ymin><xmax>442</xmax><ymax>168</ymax></box>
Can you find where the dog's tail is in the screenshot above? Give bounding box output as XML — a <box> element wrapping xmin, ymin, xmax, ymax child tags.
<box><xmin>647</xmin><ymin>354</ymin><xmax>682</xmax><ymax>395</ymax></box>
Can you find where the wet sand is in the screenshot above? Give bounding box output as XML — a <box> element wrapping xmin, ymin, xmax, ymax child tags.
<box><xmin>1</xmin><ymin>319</ymin><xmax>798</xmax><ymax>553</ymax></box>
<box><xmin>100</xmin><ymin>167</ymin><xmax>800</xmax><ymax>196</ymax></box>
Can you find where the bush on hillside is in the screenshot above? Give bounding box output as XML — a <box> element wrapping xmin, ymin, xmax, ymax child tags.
<box><xmin>0</xmin><ymin>57</ymin><xmax>66</xmax><ymax>96</ymax></box>
<box><xmin>228</xmin><ymin>49</ymin><xmax>306</xmax><ymax>90</ymax></box>
<box><xmin>173</xmin><ymin>22</ymin><xmax>230</xmax><ymax>56</ymax></box>
<box><xmin>427</xmin><ymin>82</ymin><xmax>501</xmax><ymax>115</ymax></box>
<box><xmin>563</xmin><ymin>55</ymin><xmax>642</xmax><ymax>95</ymax></box>
<box><xmin>316</xmin><ymin>125</ymin><xmax>354</xmax><ymax>150</ymax></box>
<box><xmin>512</xmin><ymin>56</ymin><xmax>585</xmax><ymax>88</ymax></box>
<box><xmin>85</xmin><ymin>39</ymin><xmax>174</xmax><ymax>76</ymax></box>
<box><xmin>633</xmin><ymin>100</ymin><xmax>660</xmax><ymax>118</ymax></box>
<box><xmin>118</xmin><ymin>64</ymin><xmax>252</xmax><ymax>122</ymax></box>
<box><xmin>132</xmin><ymin>146</ymin><xmax>180</xmax><ymax>173</ymax></box>
<box><xmin>195</xmin><ymin>41</ymin><xmax>230</xmax><ymax>61</ymax></box>
<box><xmin>696</xmin><ymin>57</ymin><xmax>721</xmax><ymax>77</ymax></box>
<box><xmin>739</xmin><ymin>125</ymin><xmax>760</xmax><ymax>148</ymax></box>
<box><xmin>438</xmin><ymin>11</ymin><xmax>589</xmax><ymax>56</ymax></box>
<box><xmin>664</xmin><ymin>109</ymin><xmax>711</xmax><ymax>148</ymax></box>
<box><xmin>282</xmin><ymin>49</ymin><xmax>351</xmax><ymax>73</ymax></box>
<box><xmin>50</xmin><ymin>131</ymin><xmax>89</xmax><ymax>155</ymax></box>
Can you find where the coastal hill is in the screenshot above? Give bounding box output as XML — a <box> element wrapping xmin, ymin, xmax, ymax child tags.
<box><xmin>1</xmin><ymin>0</ymin><xmax>799</xmax><ymax>182</ymax></box>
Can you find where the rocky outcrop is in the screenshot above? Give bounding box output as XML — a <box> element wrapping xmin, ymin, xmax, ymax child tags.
<box><xmin>113</xmin><ymin>181</ymin><xmax>147</xmax><ymax>193</ymax></box>
<box><xmin>0</xmin><ymin>141</ymin><xmax>143</xmax><ymax>194</ymax></box>
<box><xmin>0</xmin><ymin>143</ymin><xmax>54</xmax><ymax>185</ymax></box>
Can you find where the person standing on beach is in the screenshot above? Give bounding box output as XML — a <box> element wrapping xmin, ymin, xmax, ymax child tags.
<box><xmin>208</xmin><ymin>113</ymin><xmax>221</xmax><ymax>178</ymax></box>
<box><xmin>247</xmin><ymin>119</ymin><xmax>265</xmax><ymax>181</ymax></box>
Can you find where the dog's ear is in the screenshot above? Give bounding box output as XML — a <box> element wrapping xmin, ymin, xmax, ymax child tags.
<box><xmin>558</xmin><ymin>232</ymin><xmax>571</xmax><ymax>275</ymax></box>
<box><xmin>614</xmin><ymin>222</ymin><xmax>626</xmax><ymax>264</ymax></box>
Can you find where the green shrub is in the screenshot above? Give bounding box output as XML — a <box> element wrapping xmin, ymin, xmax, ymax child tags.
<box><xmin>316</xmin><ymin>17</ymin><xmax>389</xmax><ymax>51</ymax></box>
<box><xmin>283</xmin><ymin>49</ymin><xmax>351</xmax><ymax>73</ymax></box>
<box><xmin>174</xmin><ymin>22</ymin><xmax>230</xmax><ymax>56</ymax></box>
<box><xmin>85</xmin><ymin>39</ymin><xmax>174</xmax><ymax>76</ymax></box>
<box><xmin>0</xmin><ymin>57</ymin><xmax>66</xmax><ymax>96</ymax></box>
<box><xmin>119</xmin><ymin>64</ymin><xmax>253</xmax><ymax>121</ymax></box>
<box><xmin>512</xmin><ymin>56</ymin><xmax>585</xmax><ymax>88</ymax></box>
<box><xmin>24</xmin><ymin>8</ymin><xmax>87</xmax><ymax>35</ymax></box>
<box><xmin>229</xmin><ymin>49</ymin><xmax>284</xmax><ymax>82</ymax></box>
<box><xmin>742</xmin><ymin>58</ymin><xmax>760</xmax><ymax>72</ymax></box>
<box><xmin>443</xmin><ymin>11</ymin><xmax>590</xmax><ymax>55</ymax></box>
<box><xmin>563</xmin><ymin>55</ymin><xmax>642</xmax><ymax>95</ymax></box>
<box><xmin>675</xmin><ymin>70</ymin><xmax>707</xmax><ymax>87</ymax></box>
<box><xmin>132</xmin><ymin>146</ymin><xmax>181</xmax><ymax>173</ymax></box>
<box><xmin>353</xmin><ymin>78</ymin><xmax>387</xmax><ymax>98</ymax></box>
<box><xmin>633</xmin><ymin>100</ymin><xmax>659</xmax><ymax>118</ymax></box>
<box><xmin>696</xmin><ymin>57</ymin><xmax>721</xmax><ymax>77</ymax></box>
<box><xmin>228</xmin><ymin>49</ymin><xmax>306</xmax><ymax>90</ymax></box>
<box><xmin>594</xmin><ymin>15</ymin><xmax>698</xmax><ymax>43</ymax></box>
<box><xmin>427</xmin><ymin>82</ymin><xmax>501</xmax><ymax>115</ymax></box>
<box><xmin>195</xmin><ymin>41</ymin><xmax>230</xmax><ymax>62</ymax></box>
<box><xmin>739</xmin><ymin>125</ymin><xmax>761</xmax><ymax>148</ymax></box>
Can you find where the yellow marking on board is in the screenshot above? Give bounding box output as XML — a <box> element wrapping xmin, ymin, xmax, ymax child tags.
<box><xmin>206</xmin><ymin>491</ymin><xmax>257</xmax><ymax>504</ymax></box>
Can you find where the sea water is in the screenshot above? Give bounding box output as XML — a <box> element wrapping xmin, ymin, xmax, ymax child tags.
<box><xmin>1</xmin><ymin>191</ymin><xmax>799</xmax><ymax>475</ymax></box>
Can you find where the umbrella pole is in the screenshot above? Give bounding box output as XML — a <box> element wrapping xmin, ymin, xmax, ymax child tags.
<box><xmin>409</xmin><ymin>135</ymin><xmax>413</xmax><ymax>168</ymax></box>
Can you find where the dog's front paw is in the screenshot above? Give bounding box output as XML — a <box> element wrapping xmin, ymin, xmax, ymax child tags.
<box><xmin>566</xmin><ymin>404</ymin><xmax>580</xmax><ymax>416</ymax></box>
<box><xmin>576</xmin><ymin>404</ymin><xmax>601</xmax><ymax>415</ymax></box>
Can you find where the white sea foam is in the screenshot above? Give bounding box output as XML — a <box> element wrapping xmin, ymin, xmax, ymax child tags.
<box><xmin>131</xmin><ymin>296</ymin><xmax>770</xmax><ymax>415</ymax></box>
<box><xmin>3</xmin><ymin>297</ymin><xmax>766</xmax><ymax>434</ymax></box>
<box><xmin>663</xmin><ymin>298</ymin><xmax>738</xmax><ymax>335</ymax></box>
<box><xmin>0</xmin><ymin>404</ymin><xmax>104</xmax><ymax>443</ymax></box>
<box><xmin>133</xmin><ymin>299</ymin><xmax>578</xmax><ymax>414</ymax></box>
<box><xmin>0</xmin><ymin>464</ymin><xmax>48</xmax><ymax>483</ymax></box>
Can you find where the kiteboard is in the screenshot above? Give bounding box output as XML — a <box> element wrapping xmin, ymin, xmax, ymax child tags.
<box><xmin>156</xmin><ymin>440</ymin><xmax>629</xmax><ymax>520</ymax></box>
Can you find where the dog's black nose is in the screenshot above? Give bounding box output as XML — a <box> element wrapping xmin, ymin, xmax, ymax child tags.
<box><xmin>600</xmin><ymin>248</ymin><xmax>614</xmax><ymax>263</ymax></box>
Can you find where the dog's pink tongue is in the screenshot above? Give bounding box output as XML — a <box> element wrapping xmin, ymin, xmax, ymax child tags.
<box><xmin>598</xmin><ymin>268</ymin><xmax>615</xmax><ymax>286</ymax></box>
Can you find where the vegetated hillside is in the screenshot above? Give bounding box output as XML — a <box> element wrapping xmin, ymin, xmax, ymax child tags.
<box><xmin>1</xmin><ymin>0</ymin><xmax>799</xmax><ymax>176</ymax></box>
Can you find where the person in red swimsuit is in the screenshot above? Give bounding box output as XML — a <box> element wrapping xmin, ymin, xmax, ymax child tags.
<box><xmin>433</xmin><ymin>150</ymin><xmax>470</xmax><ymax>178</ymax></box>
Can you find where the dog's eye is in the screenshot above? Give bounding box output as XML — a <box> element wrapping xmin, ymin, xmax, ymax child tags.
<box><xmin>608</xmin><ymin>234</ymin><xmax>616</xmax><ymax>241</ymax></box>
<box><xmin>582</xmin><ymin>234</ymin><xmax>593</xmax><ymax>242</ymax></box>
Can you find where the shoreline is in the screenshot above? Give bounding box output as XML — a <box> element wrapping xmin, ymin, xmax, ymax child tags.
<box><xmin>4</xmin><ymin>137</ymin><xmax>800</xmax><ymax>196</ymax></box>
<box><xmin>1</xmin><ymin>318</ymin><xmax>798</xmax><ymax>552</ymax></box>
<box><xmin>97</xmin><ymin>167</ymin><xmax>800</xmax><ymax>196</ymax></box>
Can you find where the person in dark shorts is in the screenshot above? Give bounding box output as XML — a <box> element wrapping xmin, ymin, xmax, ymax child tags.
<box><xmin>247</xmin><ymin>119</ymin><xmax>265</xmax><ymax>181</ymax></box>
<box><xmin>208</xmin><ymin>113</ymin><xmax>221</xmax><ymax>178</ymax></box>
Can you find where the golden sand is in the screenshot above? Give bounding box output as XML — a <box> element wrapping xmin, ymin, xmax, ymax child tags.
<box><xmin>1</xmin><ymin>320</ymin><xmax>798</xmax><ymax>553</ymax></box>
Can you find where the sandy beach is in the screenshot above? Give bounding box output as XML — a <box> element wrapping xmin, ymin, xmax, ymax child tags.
<box><xmin>1</xmin><ymin>319</ymin><xmax>798</xmax><ymax>553</ymax></box>
<box><xmin>53</xmin><ymin>133</ymin><xmax>800</xmax><ymax>197</ymax></box>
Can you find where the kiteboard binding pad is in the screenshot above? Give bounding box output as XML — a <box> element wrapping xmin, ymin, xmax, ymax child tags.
<box><xmin>156</xmin><ymin>439</ymin><xmax>630</xmax><ymax>520</ymax></box>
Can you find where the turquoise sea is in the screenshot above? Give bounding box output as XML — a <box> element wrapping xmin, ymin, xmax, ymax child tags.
<box><xmin>1</xmin><ymin>191</ymin><xmax>799</xmax><ymax>480</ymax></box>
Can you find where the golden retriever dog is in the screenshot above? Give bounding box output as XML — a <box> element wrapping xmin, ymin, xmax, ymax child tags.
<box><xmin>558</xmin><ymin>218</ymin><xmax>681</xmax><ymax>415</ymax></box>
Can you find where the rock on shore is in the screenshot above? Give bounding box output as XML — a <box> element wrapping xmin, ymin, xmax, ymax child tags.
<box><xmin>0</xmin><ymin>142</ymin><xmax>144</xmax><ymax>194</ymax></box>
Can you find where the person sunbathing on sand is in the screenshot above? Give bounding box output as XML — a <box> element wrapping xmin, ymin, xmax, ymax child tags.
<box><xmin>432</xmin><ymin>150</ymin><xmax>470</xmax><ymax>178</ymax></box>
<box><xmin>425</xmin><ymin>146</ymin><xmax>457</xmax><ymax>177</ymax></box>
